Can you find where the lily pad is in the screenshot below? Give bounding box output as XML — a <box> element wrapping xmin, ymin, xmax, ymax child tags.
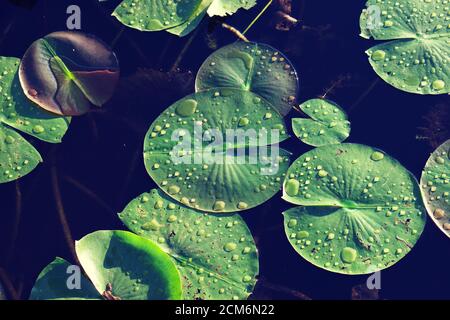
<box><xmin>282</xmin><ymin>144</ymin><xmax>426</xmax><ymax>274</ymax></box>
<box><xmin>196</xmin><ymin>42</ymin><xmax>299</xmax><ymax>116</ymax></box>
<box><xmin>292</xmin><ymin>99</ymin><xmax>351</xmax><ymax>147</ymax></box>
<box><xmin>420</xmin><ymin>139</ymin><xmax>450</xmax><ymax>238</ymax></box>
<box><xmin>144</xmin><ymin>88</ymin><xmax>291</xmax><ymax>213</ymax></box>
<box><xmin>119</xmin><ymin>189</ymin><xmax>259</xmax><ymax>300</ymax></box>
<box><xmin>19</xmin><ymin>31</ymin><xmax>119</xmax><ymax>116</ymax></box>
<box><xmin>0</xmin><ymin>56</ymin><xmax>70</xmax><ymax>183</ymax></box>
<box><xmin>167</xmin><ymin>0</ymin><xmax>213</xmax><ymax>37</ymax></box>
<box><xmin>360</xmin><ymin>0</ymin><xmax>449</xmax><ymax>94</ymax></box>
<box><xmin>207</xmin><ymin>0</ymin><xmax>257</xmax><ymax>17</ymax></box>
<box><xmin>113</xmin><ymin>0</ymin><xmax>203</xmax><ymax>32</ymax></box>
<box><xmin>30</xmin><ymin>231</ymin><xmax>182</xmax><ymax>300</ymax></box>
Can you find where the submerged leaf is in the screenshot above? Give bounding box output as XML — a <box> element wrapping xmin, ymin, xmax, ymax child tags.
<box><xmin>420</xmin><ymin>139</ymin><xmax>450</xmax><ymax>238</ymax></box>
<box><xmin>144</xmin><ymin>88</ymin><xmax>291</xmax><ymax>213</ymax></box>
<box><xmin>283</xmin><ymin>144</ymin><xmax>426</xmax><ymax>274</ymax></box>
<box><xmin>360</xmin><ymin>0</ymin><xmax>449</xmax><ymax>94</ymax></box>
<box><xmin>292</xmin><ymin>99</ymin><xmax>350</xmax><ymax>147</ymax></box>
<box><xmin>119</xmin><ymin>189</ymin><xmax>259</xmax><ymax>300</ymax></box>
<box><xmin>19</xmin><ymin>31</ymin><xmax>119</xmax><ymax>116</ymax></box>
<box><xmin>196</xmin><ymin>42</ymin><xmax>299</xmax><ymax>116</ymax></box>
<box><xmin>75</xmin><ymin>230</ymin><xmax>182</xmax><ymax>300</ymax></box>
<box><xmin>207</xmin><ymin>0</ymin><xmax>257</xmax><ymax>17</ymax></box>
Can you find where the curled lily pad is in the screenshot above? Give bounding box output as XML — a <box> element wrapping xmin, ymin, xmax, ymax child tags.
<box><xmin>19</xmin><ymin>31</ymin><xmax>119</xmax><ymax>116</ymax></box>
<box><xmin>0</xmin><ymin>56</ymin><xmax>69</xmax><ymax>183</ymax></box>
<box><xmin>420</xmin><ymin>139</ymin><xmax>450</xmax><ymax>238</ymax></box>
<box><xmin>75</xmin><ymin>230</ymin><xmax>182</xmax><ymax>300</ymax></box>
<box><xmin>282</xmin><ymin>144</ymin><xmax>426</xmax><ymax>274</ymax></box>
<box><xmin>207</xmin><ymin>0</ymin><xmax>257</xmax><ymax>17</ymax></box>
<box><xmin>292</xmin><ymin>99</ymin><xmax>351</xmax><ymax>147</ymax></box>
<box><xmin>144</xmin><ymin>88</ymin><xmax>291</xmax><ymax>213</ymax></box>
<box><xmin>113</xmin><ymin>0</ymin><xmax>203</xmax><ymax>32</ymax></box>
<box><xmin>119</xmin><ymin>189</ymin><xmax>259</xmax><ymax>300</ymax></box>
<box><xmin>196</xmin><ymin>42</ymin><xmax>299</xmax><ymax>116</ymax></box>
<box><xmin>31</xmin><ymin>231</ymin><xmax>182</xmax><ymax>300</ymax></box>
<box><xmin>360</xmin><ymin>0</ymin><xmax>449</xmax><ymax>94</ymax></box>
<box><xmin>167</xmin><ymin>0</ymin><xmax>213</xmax><ymax>37</ymax></box>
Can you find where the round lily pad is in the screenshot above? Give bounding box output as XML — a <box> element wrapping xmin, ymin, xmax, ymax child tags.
<box><xmin>196</xmin><ymin>42</ymin><xmax>299</xmax><ymax>116</ymax></box>
<box><xmin>144</xmin><ymin>88</ymin><xmax>291</xmax><ymax>213</ymax></box>
<box><xmin>292</xmin><ymin>99</ymin><xmax>351</xmax><ymax>147</ymax></box>
<box><xmin>283</xmin><ymin>144</ymin><xmax>426</xmax><ymax>274</ymax></box>
<box><xmin>19</xmin><ymin>31</ymin><xmax>120</xmax><ymax>116</ymax></box>
<box><xmin>420</xmin><ymin>139</ymin><xmax>450</xmax><ymax>238</ymax></box>
<box><xmin>360</xmin><ymin>0</ymin><xmax>449</xmax><ymax>94</ymax></box>
<box><xmin>119</xmin><ymin>189</ymin><xmax>259</xmax><ymax>300</ymax></box>
<box><xmin>113</xmin><ymin>0</ymin><xmax>202</xmax><ymax>32</ymax></box>
<box><xmin>75</xmin><ymin>230</ymin><xmax>182</xmax><ymax>300</ymax></box>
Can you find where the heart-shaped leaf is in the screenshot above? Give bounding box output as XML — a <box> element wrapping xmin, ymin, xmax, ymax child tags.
<box><xmin>207</xmin><ymin>0</ymin><xmax>257</xmax><ymax>17</ymax></box>
<box><xmin>144</xmin><ymin>88</ymin><xmax>291</xmax><ymax>213</ymax></box>
<box><xmin>420</xmin><ymin>139</ymin><xmax>450</xmax><ymax>238</ymax></box>
<box><xmin>196</xmin><ymin>42</ymin><xmax>299</xmax><ymax>116</ymax></box>
<box><xmin>283</xmin><ymin>144</ymin><xmax>426</xmax><ymax>274</ymax></box>
<box><xmin>30</xmin><ymin>231</ymin><xmax>182</xmax><ymax>300</ymax></box>
<box><xmin>119</xmin><ymin>189</ymin><xmax>259</xmax><ymax>300</ymax></box>
<box><xmin>292</xmin><ymin>99</ymin><xmax>351</xmax><ymax>147</ymax></box>
<box><xmin>19</xmin><ymin>31</ymin><xmax>119</xmax><ymax>116</ymax></box>
<box><xmin>113</xmin><ymin>0</ymin><xmax>203</xmax><ymax>32</ymax></box>
<box><xmin>0</xmin><ymin>56</ymin><xmax>70</xmax><ymax>183</ymax></box>
<box><xmin>360</xmin><ymin>0</ymin><xmax>449</xmax><ymax>94</ymax></box>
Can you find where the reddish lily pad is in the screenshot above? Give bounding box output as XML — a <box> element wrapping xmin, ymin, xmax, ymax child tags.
<box><xmin>19</xmin><ymin>31</ymin><xmax>120</xmax><ymax>116</ymax></box>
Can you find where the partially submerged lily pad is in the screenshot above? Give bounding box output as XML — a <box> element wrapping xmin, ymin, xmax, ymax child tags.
<box><xmin>283</xmin><ymin>144</ymin><xmax>426</xmax><ymax>274</ymax></box>
<box><xmin>30</xmin><ymin>231</ymin><xmax>182</xmax><ymax>300</ymax></box>
<box><xmin>119</xmin><ymin>189</ymin><xmax>259</xmax><ymax>300</ymax></box>
<box><xmin>19</xmin><ymin>31</ymin><xmax>119</xmax><ymax>116</ymax></box>
<box><xmin>196</xmin><ymin>42</ymin><xmax>299</xmax><ymax>116</ymax></box>
<box><xmin>0</xmin><ymin>56</ymin><xmax>70</xmax><ymax>183</ymax></box>
<box><xmin>420</xmin><ymin>139</ymin><xmax>450</xmax><ymax>238</ymax></box>
<box><xmin>144</xmin><ymin>88</ymin><xmax>291</xmax><ymax>213</ymax></box>
<box><xmin>360</xmin><ymin>0</ymin><xmax>449</xmax><ymax>94</ymax></box>
<box><xmin>292</xmin><ymin>99</ymin><xmax>351</xmax><ymax>147</ymax></box>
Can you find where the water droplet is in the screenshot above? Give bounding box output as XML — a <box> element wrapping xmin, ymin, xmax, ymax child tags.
<box><xmin>32</xmin><ymin>125</ymin><xmax>45</xmax><ymax>134</ymax></box>
<box><xmin>340</xmin><ymin>247</ymin><xmax>357</xmax><ymax>263</ymax></box>
<box><xmin>288</xmin><ymin>219</ymin><xmax>297</xmax><ymax>228</ymax></box>
<box><xmin>371</xmin><ymin>50</ymin><xmax>386</xmax><ymax>61</ymax></box>
<box><xmin>237</xmin><ymin>202</ymin><xmax>248</xmax><ymax>209</ymax></box>
<box><xmin>213</xmin><ymin>200</ymin><xmax>226</xmax><ymax>211</ymax></box>
<box><xmin>168</xmin><ymin>185</ymin><xmax>180</xmax><ymax>195</ymax></box>
<box><xmin>370</xmin><ymin>151</ymin><xmax>384</xmax><ymax>161</ymax></box>
<box><xmin>176</xmin><ymin>99</ymin><xmax>197</xmax><ymax>117</ymax></box>
<box><xmin>432</xmin><ymin>80</ymin><xmax>445</xmax><ymax>90</ymax></box>
<box><xmin>285</xmin><ymin>179</ymin><xmax>300</xmax><ymax>196</ymax></box>
<box><xmin>224</xmin><ymin>242</ymin><xmax>237</xmax><ymax>252</ymax></box>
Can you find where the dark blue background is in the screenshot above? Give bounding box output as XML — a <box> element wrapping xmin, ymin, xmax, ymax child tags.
<box><xmin>0</xmin><ymin>0</ymin><xmax>448</xmax><ymax>299</ymax></box>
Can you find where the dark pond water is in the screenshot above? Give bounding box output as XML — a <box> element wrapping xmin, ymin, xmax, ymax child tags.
<box><xmin>0</xmin><ymin>0</ymin><xmax>449</xmax><ymax>300</ymax></box>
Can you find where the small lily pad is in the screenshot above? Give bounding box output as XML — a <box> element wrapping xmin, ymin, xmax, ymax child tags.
<box><xmin>0</xmin><ymin>56</ymin><xmax>70</xmax><ymax>183</ymax></box>
<box><xmin>144</xmin><ymin>88</ymin><xmax>291</xmax><ymax>213</ymax></box>
<box><xmin>283</xmin><ymin>144</ymin><xmax>426</xmax><ymax>274</ymax></box>
<box><xmin>360</xmin><ymin>0</ymin><xmax>449</xmax><ymax>95</ymax></box>
<box><xmin>196</xmin><ymin>42</ymin><xmax>299</xmax><ymax>116</ymax></box>
<box><xmin>292</xmin><ymin>99</ymin><xmax>350</xmax><ymax>147</ymax></box>
<box><xmin>30</xmin><ymin>231</ymin><xmax>182</xmax><ymax>300</ymax></box>
<box><xmin>420</xmin><ymin>139</ymin><xmax>450</xmax><ymax>238</ymax></box>
<box><xmin>19</xmin><ymin>31</ymin><xmax>119</xmax><ymax>116</ymax></box>
<box><xmin>119</xmin><ymin>189</ymin><xmax>259</xmax><ymax>300</ymax></box>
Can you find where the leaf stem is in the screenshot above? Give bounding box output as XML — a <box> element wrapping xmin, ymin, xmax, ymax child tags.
<box><xmin>221</xmin><ymin>23</ymin><xmax>249</xmax><ymax>42</ymax></box>
<box><xmin>51</xmin><ymin>165</ymin><xmax>78</xmax><ymax>264</ymax></box>
<box><xmin>243</xmin><ymin>0</ymin><xmax>274</xmax><ymax>35</ymax></box>
<box><xmin>171</xmin><ymin>26</ymin><xmax>201</xmax><ymax>72</ymax></box>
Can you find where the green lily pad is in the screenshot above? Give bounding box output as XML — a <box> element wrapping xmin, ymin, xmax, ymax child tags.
<box><xmin>292</xmin><ymin>99</ymin><xmax>351</xmax><ymax>147</ymax></box>
<box><xmin>207</xmin><ymin>0</ymin><xmax>257</xmax><ymax>17</ymax></box>
<box><xmin>282</xmin><ymin>144</ymin><xmax>426</xmax><ymax>274</ymax></box>
<box><xmin>196</xmin><ymin>42</ymin><xmax>299</xmax><ymax>116</ymax></box>
<box><xmin>30</xmin><ymin>257</ymin><xmax>100</xmax><ymax>300</ymax></box>
<box><xmin>75</xmin><ymin>230</ymin><xmax>182</xmax><ymax>300</ymax></box>
<box><xmin>360</xmin><ymin>0</ymin><xmax>449</xmax><ymax>94</ymax></box>
<box><xmin>0</xmin><ymin>56</ymin><xmax>70</xmax><ymax>183</ymax></box>
<box><xmin>420</xmin><ymin>139</ymin><xmax>450</xmax><ymax>238</ymax></box>
<box><xmin>167</xmin><ymin>0</ymin><xmax>213</xmax><ymax>37</ymax></box>
<box><xmin>144</xmin><ymin>88</ymin><xmax>291</xmax><ymax>213</ymax></box>
<box><xmin>19</xmin><ymin>31</ymin><xmax>119</xmax><ymax>116</ymax></box>
<box><xmin>119</xmin><ymin>189</ymin><xmax>259</xmax><ymax>300</ymax></box>
<box><xmin>113</xmin><ymin>0</ymin><xmax>203</xmax><ymax>32</ymax></box>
